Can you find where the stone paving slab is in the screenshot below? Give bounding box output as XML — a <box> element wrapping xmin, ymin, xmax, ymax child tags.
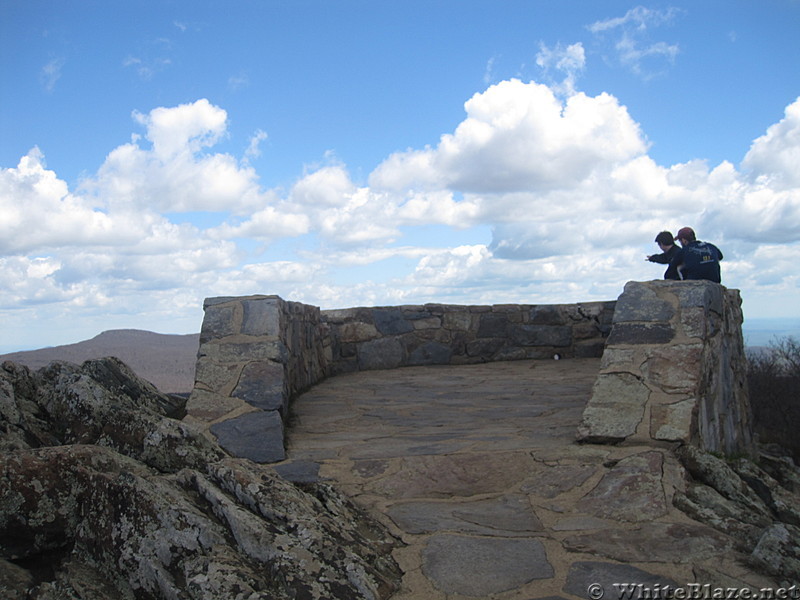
<box><xmin>278</xmin><ymin>359</ymin><xmax>779</xmax><ymax>599</ymax></box>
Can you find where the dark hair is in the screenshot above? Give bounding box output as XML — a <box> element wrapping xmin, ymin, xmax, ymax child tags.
<box><xmin>655</xmin><ymin>231</ymin><xmax>674</xmax><ymax>246</ymax></box>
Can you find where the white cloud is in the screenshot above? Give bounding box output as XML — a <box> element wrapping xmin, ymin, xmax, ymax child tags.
<box><xmin>211</xmin><ymin>203</ymin><xmax>310</xmax><ymax>241</ymax></box>
<box><xmin>245</xmin><ymin>129</ymin><xmax>268</xmax><ymax>160</ymax></box>
<box><xmin>483</xmin><ymin>56</ymin><xmax>498</xmax><ymax>85</ymax></box>
<box><xmin>616</xmin><ymin>36</ymin><xmax>679</xmax><ymax>77</ymax></box>
<box><xmin>408</xmin><ymin>245</ymin><xmax>491</xmax><ymax>285</ymax></box>
<box><xmin>588</xmin><ymin>6</ymin><xmax>681</xmax><ymax>78</ymax></box>
<box><xmin>122</xmin><ymin>55</ymin><xmax>171</xmax><ymax>80</ymax></box>
<box><xmin>396</xmin><ymin>190</ymin><xmax>482</xmax><ymax>228</ymax></box>
<box><xmin>370</xmin><ymin>79</ymin><xmax>648</xmax><ymax>194</ymax></box>
<box><xmin>3</xmin><ymin>86</ymin><xmax>800</xmax><ymax>349</ymax></box>
<box><xmin>228</xmin><ymin>71</ymin><xmax>250</xmax><ymax>91</ymax></box>
<box><xmin>40</xmin><ymin>57</ymin><xmax>65</xmax><ymax>93</ymax></box>
<box><xmin>0</xmin><ymin>149</ymin><xmax>125</xmax><ymax>253</ymax></box>
<box><xmin>703</xmin><ymin>169</ymin><xmax>800</xmax><ymax>244</ymax></box>
<box><xmin>0</xmin><ymin>143</ymin><xmax>241</xmax><ymax>313</ymax></box>
<box><xmin>133</xmin><ymin>99</ymin><xmax>227</xmax><ymax>160</ymax></box>
<box><xmin>311</xmin><ymin>187</ymin><xmax>400</xmax><ymax>245</ymax></box>
<box><xmin>741</xmin><ymin>97</ymin><xmax>800</xmax><ymax>190</ymax></box>
<box><xmin>81</xmin><ymin>99</ymin><xmax>266</xmax><ymax>214</ymax></box>
<box><xmin>535</xmin><ymin>42</ymin><xmax>585</xmax><ymax>96</ymax></box>
<box><xmin>363</xmin><ymin>78</ymin><xmax>800</xmax><ymax>305</ymax></box>
<box><xmin>290</xmin><ymin>165</ymin><xmax>356</xmax><ymax>208</ymax></box>
<box><xmin>587</xmin><ymin>6</ymin><xmax>681</xmax><ymax>34</ymax></box>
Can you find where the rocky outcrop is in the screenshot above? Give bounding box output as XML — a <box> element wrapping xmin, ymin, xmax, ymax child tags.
<box><xmin>674</xmin><ymin>444</ymin><xmax>800</xmax><ymax>584</ymax></box>
<box><xmin>0</xmin><ymin>357</ymin><xmax>402</xmax><ymax>599</ymax></box>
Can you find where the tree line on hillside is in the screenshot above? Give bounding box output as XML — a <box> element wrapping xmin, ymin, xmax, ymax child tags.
<box><xmin>747</xmin><ymin>336</ymin><xmax>800</xmax><ymax>463</ymax></box>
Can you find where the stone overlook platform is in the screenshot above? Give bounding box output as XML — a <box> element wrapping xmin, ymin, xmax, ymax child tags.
<box><xmin>186</xmin><ymin>281</ymin><xmax>797</xmax><ymax>596</ymax></box>
<box><xmin>187</xmin><ymin>280</ymin><xmax>752</xmax><ymax>463</ymax></box>
<box><xmin>276</xmin><ymin>358</ymin><xmax>780</xmax><ymax>598</ymax></box>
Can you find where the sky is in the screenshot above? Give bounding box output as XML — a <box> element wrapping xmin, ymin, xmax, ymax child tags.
<box><xmin>1</xmin><ymin>0</ymin><xmax>799</xmax><ymax>352</ymax></box>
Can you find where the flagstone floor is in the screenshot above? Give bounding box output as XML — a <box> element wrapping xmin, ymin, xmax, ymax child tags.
<box><xmin>276</xmin><ymin>358</ymin><xmax>777</xmax><ymax>600</ymax></box>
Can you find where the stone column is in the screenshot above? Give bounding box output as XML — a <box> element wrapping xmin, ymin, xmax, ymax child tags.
<box><xmin>185</xmin><ymin>295</ymin><xmax>327</xmax><ymax>462</ymax></box>
<box><xmin>577</xmin><ymin>280</ymin><xmax>755</xmax><ymax>457</ymax></box>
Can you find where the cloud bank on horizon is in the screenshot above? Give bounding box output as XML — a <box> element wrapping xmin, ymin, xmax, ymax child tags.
<box><xmin>1</xmin><ymin>3</ymin><xmax>799</xmax><ymax>350</ymax></box>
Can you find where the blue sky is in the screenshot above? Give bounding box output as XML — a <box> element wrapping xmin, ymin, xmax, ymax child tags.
<box><xmin>1</xmin><ymin>0</ymin><xmax>799</xmax><ymax>352</ymax></box>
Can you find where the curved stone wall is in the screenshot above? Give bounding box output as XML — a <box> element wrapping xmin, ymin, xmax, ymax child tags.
<box><xmin>186</xmin><ymin>296</ymin><xmax>615</xmax><ymax>462</ymax></box>
<box><xmin>186</xmin><ymin>281</ymin><xmax>753</xmax><ymax>463</ymax></box>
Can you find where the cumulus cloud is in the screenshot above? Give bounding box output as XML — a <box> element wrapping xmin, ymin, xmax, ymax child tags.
<box><xmin>370</xmin><ymin>79</ymin><xmax>648</xmax><ymax>195</ymax></box>
<box><xmin>133</xmin><ymin>99</ymin><xmax>227</xmax><ymax>159</ymax></box>
<box><xmin>81</xmin><ymin>99</ymin><xmax>266</xmax><ymax>214</ymax></box>
<box><xmin>0</xmin><ymin>140</ymin><xmax>240</xmax><ymax>315</ymax></box>
<box><xmin>0</xmin><ymin>149</ymin><xmax>122</xmax><ymax>253</ymax></box>
<box><xmin>370</xmin><ymin>77</ymin><xmax>800</xmax><ymax>283</ymax></box>
<box><xmin>741</xmin><ymin>97</ymin><xmax>800</xmax><ymax>190</ymax></box>
<box><xmin>3</xmin><ymin>85</ymin><xmax>799</xmax><ymax>347</ymax></box>
<box><xmin>211</xmin><ymin>202</ymin><xmax>310</xmax><ymax>241</ymax></box>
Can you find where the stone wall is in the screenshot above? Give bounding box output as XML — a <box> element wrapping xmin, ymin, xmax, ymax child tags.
<box><xmin>577</xmin><ymin>280</ymin><xmax>755</xmax><ymax>457</ymax></box>
<box><xmin>187</xmin><ymin>297</ymin><xmax>615</xmax><ymax>462</ymax></box>
<box><xmin>322</xmin><ymin>301</ymin><xmax>616</xmax><ymax>375</ymax></box>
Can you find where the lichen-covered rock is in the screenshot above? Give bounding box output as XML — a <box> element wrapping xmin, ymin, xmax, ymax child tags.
<box><xmin>0</xmin><ymin>358</ymin><xmax>402</xmax><ymax>599</ymax></box>
<box><xmin>6</xmin><ymin>357</ymin><xmax>226</xmax><ymax>472</ymax></box>
<box><xmin>751</xmin><ymin>523</ymin><xmax>800</xmax><ymax>585</ymax></box>
<box><xmin>673</xmin><ymin>483</ymin><xmax>767</xmax><ymax>549</ymax></box>
<box><xmin>674</xmin><ymin>445</ymin><xmax>800</xmax><ymax>582</ymax></box>
<box><xmin>676</xmin><ymin>445</ymin><xmax>770</xmax><ymax>516</ymax></box>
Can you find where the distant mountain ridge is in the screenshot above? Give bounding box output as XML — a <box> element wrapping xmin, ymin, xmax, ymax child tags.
<box><xmin>0</xmin><ymin>329</ymin><xmax>199</xmax><ymax>394</ymax></box>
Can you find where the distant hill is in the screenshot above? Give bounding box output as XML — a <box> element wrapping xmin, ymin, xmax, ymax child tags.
<box><xmin>0</xmin><ymin>330</ymin><xmax>199</xmax><ymax>394</ymax></box>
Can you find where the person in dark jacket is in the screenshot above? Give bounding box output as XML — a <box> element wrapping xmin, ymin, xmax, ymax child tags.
<box><xmin>646</xmin><ymin>231</ymin><xmax>681</xmax><ymax>280</ymax></box>
<box><xmin>667</xmin><ymin>226</ymin><xmax>723</xmax><ymax>283</ymax></box>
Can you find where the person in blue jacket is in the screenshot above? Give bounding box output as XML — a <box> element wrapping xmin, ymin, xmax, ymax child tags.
<box><xmin>666</xmin><ymin>226</ymin><xmax>723</xmax><ymax>283</ymax></box>
<box><xmin>646</xmin><ymin>231</ymin><xmax>681</xmax><ymax>280</ymax></box>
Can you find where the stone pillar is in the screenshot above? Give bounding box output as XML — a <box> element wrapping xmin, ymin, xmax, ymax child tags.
<box><xmin>577</xmin><ymin>280</ymin><xmax>755</xmax><ymax>457</ymax></box>
<box><xmin>185</xmin><ymin>295</ymin><xmax>327</xmax><ymax>462</ymax></box>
